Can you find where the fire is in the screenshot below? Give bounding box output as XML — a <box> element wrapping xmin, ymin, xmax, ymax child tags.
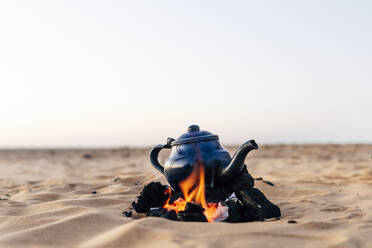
<box><xmin>163</xmin><ymin>160</ymin><xmax>219</xmax><ymax>222</ymax></box>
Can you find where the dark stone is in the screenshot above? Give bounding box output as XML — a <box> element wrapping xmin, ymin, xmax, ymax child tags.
<box><xmin>230</xmin><ymin>172</ymin><xmax>254</xmax><ymax>192</ymax></box>
<box><xmin>228</xmin><ymin>165</ymin><xmax>254</xmax><ymax>192</ymax></box>
<box><xmin>288</xmin><ymin>220</ymin><xmax>297</xmax><ymax>224</ymax></box>
<box><xmin>147</xmin><ymin>207</ymin><xmax>167</xmax><ymax>217</ymax></box>
<box><xmin>177</xmin><ymin>211</ymin><xmax>208</xmax><ymax>222</ymax></box>
<box><xmin>205</xmin><ymin>187</ymin><xmax>231</xmax><ymax>203</ymax></box>
<box><xmin>234</xmin><ymin>190</ymin><xmax>264</xmax><ymax>221</ymax></box>
<box><xmin>222</xmin><ymin>197</ymin><xmax>244</xmax><ymax>223</ymax></box>
<box><xmin>237</xmin><ymin>189</ymin><xmax>281</xmax><ymax>219</ymax></box>
<box><xmin>123</xmin><ymin>211</ymin><xmax>132</xmax><ymax>217</ymax></box>
<box><xmin>91</xmin><ymin>191</ymin><xmax>97</xmax><ymax>194</ymax></box>
<box><xmin>262</xmin><ymin>180</ymin><xmax>274</xmax><ymax>186</ymax></box>
<box><xmin>242</xmin><ymin>203</ymin><xmax>263</xmax><ymax>221</ymax></box>
<box><xmin>83</xmin><ymin>154</ymin><xmax>93</xmax><ymax>159</ymax></box>
<box><xmin>161</xmin><ymin>210</ymin><xmax>177</xmax><ymax>221</ymax></box>
<box><xmin>147</xmin><ymin>208</ymin><xmax>177</xmax><ymax>221</ymax></box>
<box><xmin>132</xmin><ymin>182</ymin><xmax>169</xmax><ymax>213</ymax></box>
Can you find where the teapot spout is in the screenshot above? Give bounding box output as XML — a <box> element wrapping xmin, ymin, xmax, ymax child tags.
<box><xmin>220</xmin><ymin>140</ymin><xmax>258</xmax><ymax>182</ymax></box>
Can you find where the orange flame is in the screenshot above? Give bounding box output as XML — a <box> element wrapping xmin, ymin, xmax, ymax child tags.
<box><xmin>163</xmin><ymin>160</ymin><xmax>219</xmax><ymax>222</ymax></box>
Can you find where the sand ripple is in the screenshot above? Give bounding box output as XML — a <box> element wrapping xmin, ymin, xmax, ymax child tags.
<box><xmin>1</xmin><ymin>145</ymin><xmax>372</xmax><ymax>248</ymax></box>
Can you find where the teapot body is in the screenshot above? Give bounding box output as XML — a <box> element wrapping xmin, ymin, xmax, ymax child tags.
<box><xmin>164</xmin><ymin>140</ymin><xmax>231</xmax><ymax>190</ymax></box>
<box><xmin>150</xmin><ymin>125</ymin><xmax>258</xmax><ymax>191</ymax></box>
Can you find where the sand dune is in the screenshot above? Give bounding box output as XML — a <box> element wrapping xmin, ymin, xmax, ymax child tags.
<box><xmin>1</xmin><ymin>145</ymin><xmax>372</xmax><ymax>248</ymax></box>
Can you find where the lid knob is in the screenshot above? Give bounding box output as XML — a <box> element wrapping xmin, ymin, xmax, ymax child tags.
<box><xmin>187</xmin><ymin>124</ymin><xmax>200</xmax><ymax>132</ymax></box>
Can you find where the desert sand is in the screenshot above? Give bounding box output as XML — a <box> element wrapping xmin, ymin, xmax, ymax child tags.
<box><xmin>1</xmin><ymin>144</ymin><xmax>372</xmax><ymax>248</ymax></box>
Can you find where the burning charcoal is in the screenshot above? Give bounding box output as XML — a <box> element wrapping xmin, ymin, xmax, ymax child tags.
<box><xmin>184</xmin><ymin>202</ymin><xmax>205</xmax><ymax>213</ymax></box>
<box><xmin>177</xmin><ymin>202</ymin><xmax>208</xmax><ymax>222</ymax></box>
<box><xmin>161</xmin><ymin>210</ymin><xmax>177</xmax><ymax>221</ymax></box>
<box><xmin>169</xmin><ymin>190</ymin><xmax>184</xmax><ymax>204</ymax></box>
<box><xmin>262</xmin><ymin>180</ymin><xmax>274</xmax><ymax>187</ymax></box>
<box><xmin>132</xmin><ymin>182</ymin><xmax>169</xmax><ymax>213</ymax></box>
<box><xmin>147</xmin><ymin>207</ymin><xmax>167</xmax><ymax>217</ymax></box>
<box><xmin>238</xmin><ymin>189</ymin><xmax>281</xmax><ymax>219</ymax></box>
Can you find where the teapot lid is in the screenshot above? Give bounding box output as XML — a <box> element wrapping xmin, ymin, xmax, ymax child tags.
<box><xmin>172</xmin><ymin>125</ymin><xmax>219</xmax><ymax>146</ymax></box>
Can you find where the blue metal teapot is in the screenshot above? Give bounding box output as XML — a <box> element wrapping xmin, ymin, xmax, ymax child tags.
<box><xmin>150</xmin><ymin>125</ymin><xmax>258</xmax><ymax>190</ymax></box>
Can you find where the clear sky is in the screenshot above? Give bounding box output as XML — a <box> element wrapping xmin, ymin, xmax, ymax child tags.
<box><xmin>0</xmin><ymin>1</ymin><xmax>371</xmax><ymax>148</ymax></box>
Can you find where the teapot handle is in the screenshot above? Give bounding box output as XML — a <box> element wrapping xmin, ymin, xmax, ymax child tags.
<box><xmin>150</xmin><ymin>138</ymin><xmax>174</xmax><ymax>174</ymax></box>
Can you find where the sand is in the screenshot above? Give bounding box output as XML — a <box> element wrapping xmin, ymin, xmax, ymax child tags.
<box><xmin>1</xmin><ymin>145</ymin><xmax>372</xmax><ymax>248</ymax></box>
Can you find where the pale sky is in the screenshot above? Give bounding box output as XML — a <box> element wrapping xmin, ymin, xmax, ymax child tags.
<box><xmin>0</xmin><ymin>1</ymin><xmax>371</xmax><ymax>148</ymax></box>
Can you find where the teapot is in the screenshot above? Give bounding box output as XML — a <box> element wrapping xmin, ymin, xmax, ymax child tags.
<box><xmin>150</xmin><ymin>125</ymin><xmax>258</xmax><ymax>190</ymax></box>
